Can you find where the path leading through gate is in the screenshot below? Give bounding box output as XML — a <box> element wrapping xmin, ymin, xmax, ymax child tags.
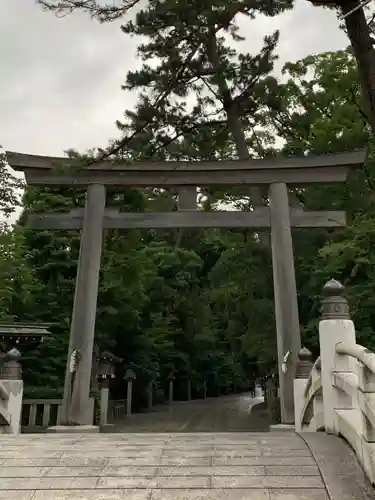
<box><xmin>106</xmin><ymin>393</ymin><xmax>269</xmax><ymax>433</ymax></box>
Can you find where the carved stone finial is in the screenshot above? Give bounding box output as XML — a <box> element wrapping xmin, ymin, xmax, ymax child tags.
<box><xmin>321</xmin><ymin>279</ymin><xmax>350</xmax><ymax>320</ymax></box>
<box><xmin>323</xmin><ymin>279</ymin><xmax>345</xmax><ymax>296</ymax></box>
<box><xmin>0</xmin><ymin>348</ymin><xmax>22</xmax><ymax>380</ymax></box>
<box><xmin>295</xmin><ymin>347</ymin><xmax>313</xmax><ymax>379</ymax></box>
<box><xmin>6</xmin><ymin>348</ymin><xmax>21</xmax><ymax>361</ymax></box>
<box><xmin>298</xmin><ymin>347</ymin><xmax>313</xmax><ymax>362</ymax></box>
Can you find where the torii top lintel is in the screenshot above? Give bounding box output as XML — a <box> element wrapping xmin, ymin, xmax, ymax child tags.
<box><xmin>6</xmin><ymin>150</ymin><xmax>365</xmax><ymax>187</ymax></box>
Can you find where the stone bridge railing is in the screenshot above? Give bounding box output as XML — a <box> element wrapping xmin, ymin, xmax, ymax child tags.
<box><xmin>0</xmin><ymin>349</ymin><xmax>23</xmax><ymax>434</ymax></box>
<box><xmin>0</xmin><ymin>382</ymin><xmax>11</xmax><ymax>427</ymax></box>
<box><xmin>295</xmin><ymin>279</ymin><xmax>375</xmax><ymax>484</ymax></box>
<box><xmin>22</xmin><ymin>399</ymin><xmax>64</xmax><ymax>430</ymax></box>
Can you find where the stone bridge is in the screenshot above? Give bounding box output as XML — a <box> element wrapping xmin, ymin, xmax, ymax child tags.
<box><xmin>1</xmin><ymin>280</ymin><xmax>375</xmax><ymax>499</ymax></box>
<box><xmin>0</xmin><ymin>394</ymin><xmax>373</xmax><ymax>500</ymax></box>
<box><xmin>0</xmin><ymin>391</ymin><xmax>373</xmax><ymax>499</ymax></box>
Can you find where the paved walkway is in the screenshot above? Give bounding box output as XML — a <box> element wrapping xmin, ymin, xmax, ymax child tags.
<box><xmin>108</xmin><ymin>393</ymin><xmax>269</xmax><ymax>433</ymax></box>
<box><xmin>0</xmin><ymin>393</ymin><xmax>374</xmax><ymax>499</ymax></box>
<box><xmin>0</xmin><ymin>431</ymin><xmax>374</xmax><ymax>499</ymax></box>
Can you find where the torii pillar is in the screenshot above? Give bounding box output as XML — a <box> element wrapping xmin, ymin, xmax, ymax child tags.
<box><xmin>62</xmin><ymin>184</ymin><xmax>106</xmax><ymax>424</ymax></box>
<box><xmin>269</xmin><ymin>183</ymin><xmax>301</xmax><ymax>424</ymax></box>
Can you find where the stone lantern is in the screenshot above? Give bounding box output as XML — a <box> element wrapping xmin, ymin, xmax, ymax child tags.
<box><xmin>0</xmin><ymin>321</ymin><xmax>50</xmax><ymax>435</ymax></box>
<box><xmin>125</xmin><ymin>368</ymin><xmax>136</xmax><ymax>381</ymax></box>
<box><xmin>0</xmin><ymin>322</ymin><xmax>51</xmax><ymax>350</ymax></box>
<box><xmin>96</xmin><ymin>351</ymin><xmax>122</xmax><ymax>428</ymax></box>
<box><xmin>0</xmin><ymin>322</ymin><xmax>52</xmax><ymax>380</ymax></box>
<box><xmin>97</xmin><ymin>351</ymin><xmax>123</xmax><ymax>383</ymax></box>
<box><xmin>125</xmin><ymin>368</ymin><xmax>136</xmax><ymax>417</ymax></box>
<box><xmin>145</xmin><ymin>370</ymin><xmax>158</xmax><ymax>412</ymax></box>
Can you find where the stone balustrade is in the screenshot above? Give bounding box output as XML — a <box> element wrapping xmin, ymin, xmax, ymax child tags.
<box><xmin>295</xmin><ymin>279</ymin><xmax>375</xmax><ymax>484</ymax></box>
<box><xmin>0</xmin><ymin>382</ymin><xmax>11</xmax><ymax>428</ymax></box>
<box><xmin>2</xmin><ymin>361</ymin><xmax>214</xmax><ymax>432</ymax></box>
<box><xmin>0</xmin><ymin>349</ymin><xmax>23</xmax><ymax>434</ymax></box>
<box><xmin>22</xmin><ymin>398</ymin><xmax>64</xmax><ymax>429</ymax></box>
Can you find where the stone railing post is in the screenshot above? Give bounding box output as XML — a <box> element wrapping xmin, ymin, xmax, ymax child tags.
<box><xmin>168</xmin><ymin>372</ymin><xmax>175</xmax><ymax>405</ymax></box>
<box><xmin>147</xmin><ymin>379</ymin><xmax>154</xmax><ymax>411</ymax></box>
<box><xmin>319</xmin><ymin>279</ymin><xmax>355</xmax><ymax>434</ymax></box>
<box><xmin>265</xmin><ymin>377</ymin><xmax>277</xmax><ymax>405</ymax></box>
<box><xmin>125</xmin><ymin>369</ymin><xmax>136</xmax><ymax>417</ymax></box>
<box><xmin>187</xmin><ymin>377</ymin><xmax>191</xmax><ymax>402</ymax></box>
<box><xmin>97</xmin><ymin>351</ymin><xmax>122</xmax><ymax>428</ymax></box>
<box><xmin>358</xmin><ymin>361</ymin><xmax>375</xmax><ymax>444</ymax></box>
<box><xmin>0</xmin><ymin>348</ymin><xmax>23</xmax><ymax>434</ymax></box>
<box><xmin>294</xmin><ymin>347</ymin><xmax>313</xmax><ymax>432</ymax></box>
<box><xmin>99</xmin><ymin>378</ymin><xmax>110</xmax><ymax>427</ymax></box>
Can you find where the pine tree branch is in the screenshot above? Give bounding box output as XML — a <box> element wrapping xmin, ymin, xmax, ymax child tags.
<box><xmin>37</xmin><ymin>0</ymin><xmax>139</xmax><ymax>21</ymax></box>
<box><xmin>233</xmin><ymin>75</ymin><xmax>261</xmax><ymax>105</ymax></box>
<box><xmin>249</xmin><ymin>126</ymin><xmax>265</xmax><ymax>156</ymax></box>
<box><xmin>84</xmin><ymin>46</ymin><xmax>203</xmax><ymax>165</ymax></box>
<box><xmin>269</xmin><ymin>112</ymin><xmax>315</xmax><ymax>148</ymax></box>
<box><xmin>143</xmin><ymin>120</ymin><xmax>228</xmax><ymax>159</ymax></box>
<box><xmin>199</xmin><ymin>76</ymin><xmax>222</xmax><ymax>101</ymax></box>
<box><xmin>349</xmin><ymin>87</ymin><xmax>370</xmax><ymax>123</ymax></box>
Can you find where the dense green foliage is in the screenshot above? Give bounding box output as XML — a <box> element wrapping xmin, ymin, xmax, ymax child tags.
<box><xmin>2</xmin><ymin>0</ymin><xmax>375</xmax><ymax>404</ymax></box>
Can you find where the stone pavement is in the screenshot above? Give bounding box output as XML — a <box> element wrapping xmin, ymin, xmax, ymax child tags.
<box><xmin>0</xmin><ymin>430</ymin><xmax>374</xmax><ymax>499</ymax></box>
<box><xmin>107</xmin><ymin>393</ymin><xmax>269</xmax><ymax>433</ymax></box>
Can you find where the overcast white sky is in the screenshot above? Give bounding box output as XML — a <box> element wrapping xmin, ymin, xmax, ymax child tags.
<box><xmin>1</xmin><ymin>0</ymin><xmax>348</xmax><ymax>158</ymax></box>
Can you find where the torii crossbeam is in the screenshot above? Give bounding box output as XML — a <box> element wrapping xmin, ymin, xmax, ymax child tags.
<box><xmin>27</xmin><ymin>208</ymin><xmax>346</xmax><ymax>229</ymax></box>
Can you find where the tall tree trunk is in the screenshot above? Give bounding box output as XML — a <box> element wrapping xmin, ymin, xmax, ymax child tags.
<box><xmin>205</xmin><ymin>31</ymin><xmax>269</xmax><ymax>245</ymax></box>
<box><xmin>205</xmin><ymin>31</ymin><xmax>266</xmax><ymax>209</ymax></box>
<box><xmin>341</xmin><ymin>0</ymin><xmax>375</xmax><ymax>132</ymax></box>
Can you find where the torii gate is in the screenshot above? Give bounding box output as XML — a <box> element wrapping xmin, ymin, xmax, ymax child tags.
<box><xmin>7</xmin><ymin>150</ymin><xmax>364</xmax><ymax>424</ymax></box>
